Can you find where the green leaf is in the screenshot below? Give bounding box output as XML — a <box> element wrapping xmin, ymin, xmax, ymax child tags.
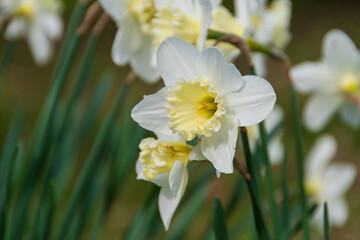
<box><xmin>290</xmin><ymin>86</ymin><xmax>310</xmax><ymax>239</ymax></box>
<box><xmin>280</xmin><ymin>150</ymin><xmax>290</xmax><ymax>240</ymax></box>
<box><xmin>324</xmin><ymin>202</ymin><xmax>330</xmax><ymax>240</ymax></box>
<box><xmin>213</xmin><ymin>197</ymin><xmax>228</xmax><ymax>240</ymax></box>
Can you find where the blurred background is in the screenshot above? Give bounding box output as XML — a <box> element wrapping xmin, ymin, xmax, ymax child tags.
<box><xmin>0</xmin><ymin>0</ymin><xmax>359</xmax><ymax>239</ymax></box>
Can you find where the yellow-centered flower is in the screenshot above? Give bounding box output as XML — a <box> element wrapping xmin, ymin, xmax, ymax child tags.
<box><xmin>139</xmin><ymin>137</ymin><xmax>192</xmax><ymax>181</ymax></box>
<box><xmin>291</xmin><ymin>29</ymin><xmax>360</xmax><ymax>131</ymax></box>
<box><xmin>132</xmin><ymin>37</ymin><xmax>276</xmax><ymax>174</ymax></box>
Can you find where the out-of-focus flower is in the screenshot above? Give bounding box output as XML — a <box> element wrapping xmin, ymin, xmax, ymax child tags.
<box><xmin>206</xmin><ymin>2</ymin><xmax>245</xmax><ymax>61</ymax></box>
<box><xmin>99</xmin><ymin>0</ymin><xmax>159</xmax><ymax>83</ymax></box>
<box><xmin>131</xmin><ymin>37</ymin><xmax>276</xmax><ymax>174</ymax></box>
<box><xmin>136</xmin><ymin>132</ymin><xmax>201</xmax><ymax>230</ymax></box>
<box><xmin>291</xmin><ymin>30</ymin><xmax>360</xmax><ymax>131</ymax></box>
<box><xmin>1</xmin><ymin>0</ymin><xmax>63</xmax><ymax>65</ymax></box>
<box><xmin>235</xmin><ymin>0</ymin><xmax>292</xmax><ymax>76</ymax></box>
<box><xmin>305</xmin><ymin>135</ymin><xmax>356</xmax><ymax>231</ymax></box>
<box><xmin>150</xmin><ymin>0</ymin><xmax>213</xmax><ymax>65</ymax></box>
<box><xmin>246</xmin><ymin>105</ymin><xmax>284</xmax><ymax>165</ymax></box>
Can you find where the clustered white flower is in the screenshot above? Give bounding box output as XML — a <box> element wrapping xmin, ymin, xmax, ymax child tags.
<box><xmin>95</xmin><ymin>0</ymin><xmax>357</xmax><ymax>231</ymax></box>
<box><xmin>3</xmin><ymin>0</ymin><xmax>356</xmax><ymax>233</ymax></box>
<box><xmin>1</xmin><ymin>0</ymin><xmax>64</xmax><ymax>65</ymax></box>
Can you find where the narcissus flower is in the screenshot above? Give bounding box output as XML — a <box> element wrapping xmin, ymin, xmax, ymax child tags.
<box><xmin>150</xmin><ymin>0</ymin><xmax>213</xmax><ymax>64</ymax></box>
<box><xmin>132</xmin><ymin>37</ymin><xmax>276</xmax><ymax>174</ymax></box>
<box><xmin>99</xmin><ymin>0</ymin><xmax>159</xmax><ymax>82</ymax></box>
<box><xmin>1</xmin><ymin>0</ymin><xmax>63</xmax><ymax>65</ymax></box>
<box><xmin>291</xmin><ymin>30</ymin><xmax>360</xmax><ymax>131</ymax></box>
<box><xmin>136</xmin><ymin>132</ymin><xmax>201</xmax><ymax>230</ymax></box>
<box><xmin>305</xmin><ymin>135</ymin><xmax>356</xmax><ymax>231</ymax></box>
<box><xmin>235</xmin><ymin>0</ymin><xmax>292</xmax><ymax>76</ymax></box>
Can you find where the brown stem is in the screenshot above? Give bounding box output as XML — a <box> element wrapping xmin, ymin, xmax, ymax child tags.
<box><xmin>233</xmin><ymin>155</ymin><xmax>251</xmax><ymax>181</ymax></box>
<box><xmin>92</xmin><ymin>13</ymin><xmax>110</xmax><ymax>35</ymax></box>
<box><xmin>76</xmin><ymin>2</ymin><xmax>102</xmax><ymax>36</ymax></box>
<box><xmin>214</xmin><ymin>34</ymin><xmax>255</xmax><ymax>71</ymax></box>
<box><xmin>125</xmin><ymin>71</ymin><xmax>137</xmax><ymax>85</ymax></box>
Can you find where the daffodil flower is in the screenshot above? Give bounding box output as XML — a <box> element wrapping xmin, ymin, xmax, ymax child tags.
<box><xmin>235</xmin><ymin>0</ymin><xmax>292</xmax><ymax>76</ymax></box>
<box><xmin>305</xmin><ymin>135</ymin><xmax>356</xmax><ymax>231</ymax></box>
<box><xmin>246</xmin><ymin>105</ymin><xmax>284</xmax><ymax>165</ymax></box>
<box><xmin>1</xmin><ymin>0</ymin><xmax>63</xmax><ymax>65</ymax></box>
<box><xmin>291</xmin><ymin>30</ymin><xmax>360</xmax><ymax>131</ymax></box>
<box><xmin>131</xmin><ymin>37</ymin><xmax>276</xmax><ymax>174</ymax></box>
<box><xmin>99</xmin><ymin>0</ymin><xmax>159</xmax><ymax>82</ymax></box>
<box><xmin>136</xmin><ymin>132</ymin><xmax>203</xmax><ymax>230</ymax></box>
<box><xmin>150</xmin><ymin>0</ymin><xmax>213</xmax><ymax>64</ymax></box>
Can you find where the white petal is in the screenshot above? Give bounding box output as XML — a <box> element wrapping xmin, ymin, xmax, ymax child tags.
<box><xmin>157</xmin><ymin>37</ymin><xmax>200</xmax><ymax>86</ymax></box>
<box><xmin>306</xmin><ymin>134</ymin><xmax>336</xmax><ymax>177</ymax></box>
<box><xmin>131</xmin><ymin>87</ymin><xmax>173</xmax><ymax>135</ymax></box>
<box><xmin>323</xmin><ymin>29</ymin><xmax>360</xmax><ymax>72</ymax></box>
<box><xmin>196</xmin><ymin>47</ymin><xmax>243</xmax><ymax>95</ymax></box>
<box><xmin>340</xmin><ymin>101</ymin><xmax>360</xmax><ymax>129</ymax></box>
<box><xmin>216</xmin><ymin>170</ymin><xmax>221</xmax><ymax>178</ymax></box>
<box><xmin>303</xmin><ymin>94</ymin><xmax>343</xmax><ymax>132</ymax></box>
<box><xmin>169</xmin><ymin>161</ymin><xmax>186</xmax><ymax>195</ymax></box>
<box><xmin>111</xmin><ymin>14</ymin><xmax>142</xmax><ymax>65</ymax></box>
<box><xmin>268</xmin><ymin>137</ymin><xmax>283</xmax><ymax>165</ymax></box>
<box><xmin>264</xmin><ymin>105</ymin><xmax>283</xmax><ymax>132</ymax></box>
<box><xmin>291</xmin><ymin>62</ymin><xmax>337</xmax><ymax>94</ymax></box>
<box><xmin>200</xmin><ymin>117</ymin><xmax>238</xmax><ymax>173</ymax></box>
<box><xmin>323</xmin><ymin>163</ymin><xmax>356</xmax><ymax>199</ymax></box>
<box><xmin>313</xmin><ymin>198</ymin><xmax>349</xmax><ymax>230</ymax></box>
<box><xmin>136</xmin><ymin>160</ymin><xmax>169</xmax><ymax>187</ymax></box>
<box><xmin>234</xmin><ymin>0</ymin><xmax>251</xmax><ymax>30</ymax></box>
<box><xmin>28</xmin><ymin>26</ymin><xmax>52</xmax><ymax>65</ymax></box>
<box><xmin>159</xmin><ymin>166</ymin><xmax>188</xmax><ymax>230</ymax></box>
<box><xmin>99</xmin><ymin>0</ymin><xmax>127</xmax><ymax>22</ymax></box>
<box><xmin>253</xmin><ymin>53</ymin><xmax>267</xmax><ymax>78</ymax></box>
<box><xmin>197</xmin><ymin>0</ymin><xmax>212</xmax><ymax>49</ymax></box>
<box><xmin>226</xmin><ymin>75</ymin><xmax>276</xmax><ymax>127</ymax></box>
<box><xmin>130</xmin><ymin>35</ymin><xmax>159</xmax><ymax>83</ymax></box>
<box><xmin>327</xmin><ymin>198</ymin><xmax>349</xmax><ymax>226</ymax></box>
<box><xmin>155</xmin><ymin>132</ymin><xmax>185</xmax><ymax>142</ymax></box>
<box><xmin>189</xmin><ymin>144</ymin><xmax>207</xmax><ymax>161</ymax></box>
<box><xmin>4</xmin><ymin>18</ymin><xmax>27</xmax><ymax>39</ymax></box>
<box><xmin>39</xmin><ymin>13</ymin><xmax>63</xmax><ymax>40</ymax></box>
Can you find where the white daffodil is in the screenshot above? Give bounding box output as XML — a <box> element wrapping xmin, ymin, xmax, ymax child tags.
<box><xmin>305</xmin><ymin>135</ymin><xmax>356</xmax><ymax>232</ymax></box>
<box><xmin>246</xmin><ymin>105</ymin><xmax>284</xmax><ymax>165</ymax></box>
<box><xmin>1</xmin><ymin>0</ymin><xmax>63</xmax><ymax>65</ymax></box>
<box><xmin>99</xmin><ymin>0</ymin><xmax>159</xmax><ymax>83</ymax></box>
<box><xmin>131</xmin><ymin>37</ymin><xmax>276</xmax><ymax>174</ymax></box>
<box><xmin>291</xmin><ymin>30</ymin><xmax>360</xmax><ymax>131</ymax></box>
<box><xmin>150</xmin><ymin>0</ymin><xmax>213</xmax><ymax>65</ymax></box>
<box><xmin>235</xmin><ymin>0</ymin><xmax>292</xmax><ymax>76</ymax></box>
<box><xmin>205</xmin><ymin>1</ymin><xmax>245</xmax><ymax>61</ymax></box>
<box><xmin>135</xmin><ymin>132</ymin><xmax>203</xmax><ymax>230</ymax></box>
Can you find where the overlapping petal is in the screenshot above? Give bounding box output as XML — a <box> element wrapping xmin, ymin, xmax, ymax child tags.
<box><xmin>225</xmin><ymin>75</ymin><xmax>276</xmax><ymax>126</ymax></box>
<box><xmin>157</xmin><ymin>37</ymin><xmax>200</xmax><ymax>86</ymax></box>
<box><xmin>303</xmin><ymin>94</ymin><xmax>343</xmax><ymax>132</ymax></box>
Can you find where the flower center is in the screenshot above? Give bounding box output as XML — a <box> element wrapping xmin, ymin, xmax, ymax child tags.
<box><xmin>15</xmin><ymin>0</ymin><xmax>35</xmax><ymax>19</ymax></box>
<box><xmin>139</xmin><ymin>138</ymin><xmax>192</xmax><ymax>181</ymax></box>
<box><xmin>129</xmin><ymin>0</ymin><xmax>156</xmax><ymax>34</ymax></box>
<box><xmin>151</xmin><ymin>3</ymin><xmax>200</xmax><ymax>50</ymax></box>
<box><xmin>166</xmin><ymin>77</ymin><xmax>225</xmax><ymax>141</ymax></box>
<box><xmin>340</xmin><ymin>73</ymin><xmax>359</xmax><ymax>95</ymax></box>
<box><xmin>305</xmin><ymin>178</ymin><xmax>323</xmax><ymax>198</ymax></box>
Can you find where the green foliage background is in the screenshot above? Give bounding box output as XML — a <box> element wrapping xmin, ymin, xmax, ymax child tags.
<box><xmin>0</xmin><ymin>0</ymin><xmax>359</xmax><ymax>239</ymax></box>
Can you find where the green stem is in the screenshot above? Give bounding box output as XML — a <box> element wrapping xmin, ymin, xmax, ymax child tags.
<box><xmin>240</xmin><ymin>128</ymin><xmax>271</xmax><ymax>240</ymax></box>
<box><xmin>258</xmin><ymin>122</ymin><xmax>280</xmax><ymax>239</ymax></box>
<box><xmin>53</xmin><ymin>82</ymin><xmax>130</xmax><ymax>240</ymax></box>
<box><xmin>290</xmin><ymin>86</ymin><xmax>310</xmax><ymax>240</ymax></box>
<box><xmin>0</xmin><ymin>41</ymin><xmax>16</xmax><ymax>85</ymax></box>
<box><xmin>323</xmin><ymin>202</ymin><xmax>329</xmax><ymax>240</ymax></box>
